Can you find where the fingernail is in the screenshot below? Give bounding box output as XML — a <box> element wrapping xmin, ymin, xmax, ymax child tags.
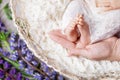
<box><xmin>77</xmin><ymin>25</ymin><xmax>81</xmax><ymax>28</ymax></box>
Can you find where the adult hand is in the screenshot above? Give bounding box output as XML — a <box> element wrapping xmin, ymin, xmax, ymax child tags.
<box><xmin>68</xmin><ymin>37</ymin><xmax>120</xmax><ymax>61</ymax></box>
<box><xmin>96</xmin><ymin>0</ymin><xmax>120</xmax><ymax>12</ymax></box>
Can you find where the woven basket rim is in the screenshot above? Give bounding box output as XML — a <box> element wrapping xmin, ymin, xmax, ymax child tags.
<box><xmin>10</xmin><ymin>0</ymin><xmax>120</xmax><ymax>79</ymax></box>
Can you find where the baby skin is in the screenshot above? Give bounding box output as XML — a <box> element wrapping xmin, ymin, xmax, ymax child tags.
<box><xmin>48</xmin><ymin>15</ymin><xmax>117</xmax><ymax>60</ymax></box>
<box><xmin>49</xmin><ymin>14</ymin><xmax>90</xmax><ymax>50</ymax></box>
<box><xmin>49</xmin><ymin>0</ymin><xmax>120</xmax><ymax>60</ymax></box>
<box><xmin>64</xmin><ymin>14</ymin><xmax>90</xmax><ymax>48</ymax></box>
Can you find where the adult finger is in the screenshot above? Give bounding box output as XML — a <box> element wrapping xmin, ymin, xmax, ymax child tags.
<box><xmin>96</xmin><ymin>2</ymin><xmax>111</xmax><ymax>7</ymax></box>
<box><xmin>98</xmin><ymin>7</ymin><xmax>113</xmax><ymax>13</ymax></box>
<box><xmin>96</xmin><ymin>0</ymin><xmax>110</xmax><ymax>7</ymax></box>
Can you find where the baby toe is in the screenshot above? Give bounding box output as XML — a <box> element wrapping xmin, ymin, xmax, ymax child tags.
<box><xmin>78</xmin><ymin>21</ymin><xmax>84</xmax><ymax>26</ymax></box>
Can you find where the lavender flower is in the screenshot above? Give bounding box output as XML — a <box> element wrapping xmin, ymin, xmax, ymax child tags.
<box><xmin>0</xmin><ymin>21</ymin><xmax>5</xmax><ymax>27</ymax></box>
<box><xmin>9</xmin><ymin>68</ymin><xmax>16</xmax><ymax>75</ymax></box>
<box><xmin>4</xmin><ymin>61</ymin><xmax>11</xmax><ymax>69</ymax></box>
<box><xmin>10</xmin><ymin>45</ymin><xmax>16</xmax><ymax>50</ymax></box>
<box><xmin>2</xmin><ymin>51</ymin><xmax>10</xmax><ymax>57</ymax></box>
<box><xmin>10</xmin><ymin>32</ymin><xmax>17</xmax><ymax>39</ymax></box>
<box><xmin>58</xmin><ymin>75</ymin><xmax>64</xmax><ymax>80</ymax></box>
<box><xmin>0</xmin><ymin>69</ymin><xmax>5</xmax><ymax>78</ymax></box>
<box><xmin>0</xmin><ymin>20</ymin><xmax>66</xmax><ymax>80</ymax></box>
<box><xmin>5</xmin><ymin>76</ymin><xmax>11</xmax><ymax>80</ymax></box>
<box><xmin>18</xmin><ymin>60</ymin><xmax>26</xmax><ymax>70</ymax></box>
<box><xmin>0</xmin><ymin>58</ymin><xmax>4</xmax><ymax>64</ymax></box>
<box><xmin>16</xmin><ymin>72</ymin><xmax>22</xmax><ymax>80</ymax></box>
<box><xmin>34</xmin><ymin>73</ymin><xmax>43</xmax><ymax>80</ymax></box>
<box><xmin>17</xmin><ymin>39</ymin><xmax>26</xmax><ymax>49</ymax></box>
<box><xmin>9</xmin><ymin>54</ymin><xmax>18</xmax><ymax>61</ymax></box>
<box><xmin>21</xmin><ymin>47</ymin><xmax>27</xmax><ymax>55</ymax></box>
<box><xmin>44</xmin><ymin>77</ymin><xmax>50</xmax><ymax>80</ymax></box>
<box><xmin>0</xmin><ymin>21</ymin><xmax>6</xmax><ymax>32</ymax></box>
<box><xmin>25</xmin><ymin>52</ymin><xmax>33</xmax><ymax>62</ymax></box>
<box><xmin>0</xmin><ymin>48</ymin><xmax>3</xmax><ymax>52</ymax></box>
<box><xmin>25</xmin><ymin>68</ymin><xmax>34</xmax><ymax>75</ymax></box>
<box><xmin>31</xmin><ymin>60</ymin><xmax>38</xmax><ymax>66</ymax></box>
<box><xmin>51</xmin><ymin>75</ymin><xmax>56</xmax><ymax>80</ymax></box>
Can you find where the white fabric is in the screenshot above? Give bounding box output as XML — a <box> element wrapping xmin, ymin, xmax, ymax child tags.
<box><xmin>62</xmin><ymin>0</ymin><xmax>120</xmax><ymax>43</ymax></box>
<box><xmin>11</xmin><ymin>0</ymin><xmax>120</xmax><ymax>79</ymax></box>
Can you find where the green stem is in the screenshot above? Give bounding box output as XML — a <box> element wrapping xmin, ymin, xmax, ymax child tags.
<box><xmin>0</xmin><ymin>0</ymin><xmax>2</xmax><ymax>4</ymax></box>
<box><xmin>2</xmin><ymin>41</ymin><xmax>11</xmax><ymax>52</ymax></box>
<box><xmin>1</xmin><ymin>55</ymin><xmax>34</xmax><ymax>79</ymax></box>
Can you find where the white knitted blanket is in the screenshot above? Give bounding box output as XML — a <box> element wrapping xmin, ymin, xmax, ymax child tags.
<box><xmin>10</xmin><ymin>0</ymin><xmax>120</xmax><ymax>79</ymax></box>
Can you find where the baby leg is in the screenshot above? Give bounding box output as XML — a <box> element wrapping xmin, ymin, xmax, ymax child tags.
<box><xmin>62</xmin><ymin>0</ymin><xmax>86</xmax><ymax>42</ymax></box>
<box><xmin>49</xmin><ymin>29</ymin><xmax>76</xmax><ymax>50</ymax></box>
<box><xmin>76</xmin><ymin>15</ymin><xmax>90</xmax><ymax>48</ymax></box>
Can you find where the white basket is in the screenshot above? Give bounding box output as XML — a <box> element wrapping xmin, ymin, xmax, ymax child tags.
<box><xmin>10</xmin><ymin>0</ymin><xmax>120</xmax><ymax>79</ymax></box>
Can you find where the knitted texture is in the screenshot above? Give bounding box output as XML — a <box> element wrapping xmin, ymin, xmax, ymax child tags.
<box><xmin>10</xmin><ymin>0</ymin><xmax>120</xmax><ymax>79</ymax></box>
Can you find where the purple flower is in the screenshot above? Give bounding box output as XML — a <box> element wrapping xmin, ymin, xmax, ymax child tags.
<box><xmin>3</xmin><ymin>62</ymin><xmax>11</xmax><ymax>69</ymax></box>
<box><xmin>0</xmin><ymin>48</ymin><xmax>3</xmax><ymax>52</ymax></box>
<box><xmin>27</xmin><ymin>65</ymin><xmax>33</xmax><ymax>70</ymax></box>
<box><xmin>9</xmin><ymin>68</ymin><xmax>16</xmax><ymax>75</ymax></box>
<box><xmin>0</xmin><ymin>21</ymin><xmax>5</xmax><ymax>27</ymax></box>
<box><xmin>25</xmin><ymin>68</ymin><xmax>34</xmax><ymax>75</ymax></box>
<box><xmin>9</xmin><ymin>38</ymin><xmax>16</xmax><ymax>43</ymax></box>
<box><xmin>31</xmin><ymin>60</ymin><xmax>38</xmax><ymax>66</ymax></box>
<box><xmin>9</xmin><ymin>41</ymin><xmax>15</xmax><ymax>47</ymax></box>
<box><xmin>34</xmin><ymin>73</ymin><xmax>43</xmax><ymax>80</ymax></box>
<box><xmin>48</xmin><ymin>71</ymin><xmax>57</xmax><ymax>77</ymax></box>
<box><xmin>0</xmin><ymin>69</ymin><xmax>5</xmax><ymax>78</ymax></box>
<box><xmin>18</xmin><ymin>60</ymin><xmax>26</xmax><ymax>69</ymax></box>
<box><xmin>10</xmin><ymin>32</ymin><xmax>17</xmax><ymax>39</ymax></box>
<box><xmin>9</xmin><ymin>54</ymin><xmax>18</xmax><ymax>61</ymax></box>
<box><xmin>0</xmin><ymin>59</ymin><xmax>4</xmax><ymax>64</ymax></box>
<box><xmin>51</xmin><ymin>75</ymin><xmax>56</xmax><ymax>80</ymax></box>
<box><xmin>0</xmin><ymin>20</ymin><xmax>64</xmax><ymax>80</ymax></box>
<box><xmin>16</xmin><ymin>73</ymin><xmax>22</xmax><ymax>80</ymax></box>
<box><xmin>25</xmin><ymin>78</ymin><xmax>29</xmax><ymax>80</ymax></box>
<box><xmin>0</xmin><ymin>25</ymin><xmax>6</xmax><ymax>32</ymax></box>
<box><xmin>5</xmin><ymin>76</ymin><xmax>11</xmax><ymax>80</ymax></box>
<box><xmin>25</xmin><ymin>54</ymin><xmax>33</xmax><ymax>62</ymax></box>
<box><xmin>14</xmin><ymin>51</ymin><xmax>18</xmax><ymax>56</ymax></box>
<box><xmin>10</xmin><ymin>45</ymin><xmax>16</xmax><ymax>51</ymax></box>
<box><xmin>51</xmin><ymin>71</ymin><xmax>57</xmax><ymax>76</ymax></box>
<box><xmin>44</xmin><ymin>77</ymin><xmax>50</xmax><ymax>80</ymax></box>
<box><xmin>40</xmin><ymin>62</ymin><xmax>46</xmax><ymax>69</ymax></box>
<box><xmin>2</xmin><ymin>51</ymin><xmax>10</xmax><ymax>57</ymax></box>
<box><xmin>21</xmin><ymin>47</ymin><xmax>27</xmax><ymax>55</ymax></box>
<box><xmin>18</xmin><ymin>39</ymin><xmax>26</xmax><ymax>48</ymax></box>
<box><xmin>58</xmin><ymin>75</ymin><xmax>64</xmax><ymax>80</ymax></box>
<box><xmin>41</xmin><ymin>63</ymin><xmax>49</xmax><ymax>73</ymax></box>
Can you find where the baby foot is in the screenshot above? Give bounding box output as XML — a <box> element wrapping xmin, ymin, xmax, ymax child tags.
<box><xmin>76</xmin><ymin>15</ymin><xmax>90</xmax><ymax>48</ymax></box>
<box><xmin>64</xmin><ymin>14</ymin><xmax>83</xmax><ymax>42</ymax></box>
